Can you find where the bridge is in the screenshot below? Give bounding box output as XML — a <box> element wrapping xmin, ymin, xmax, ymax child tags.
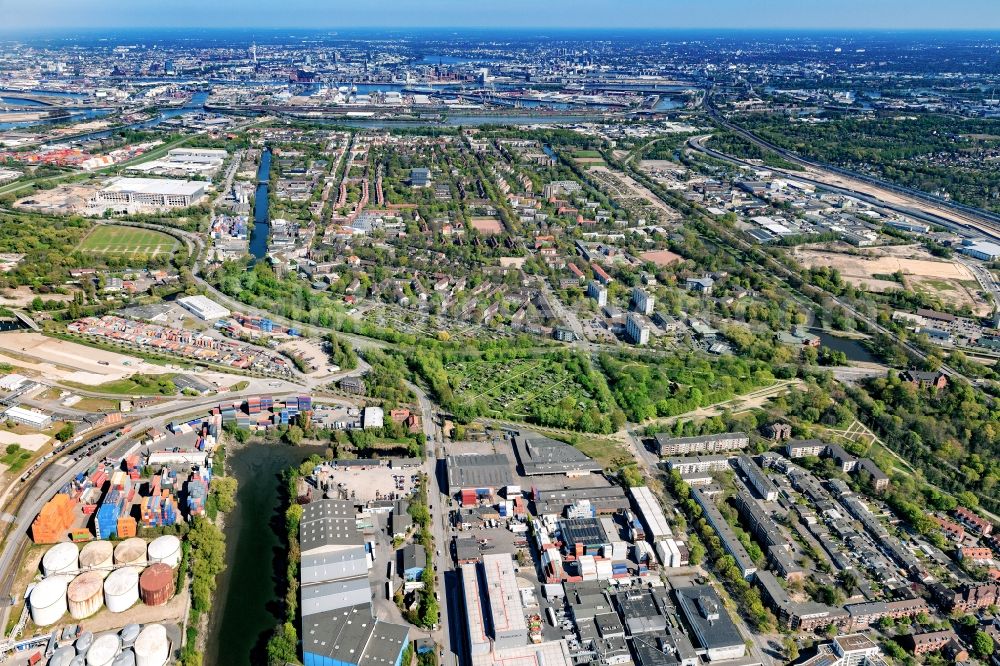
<box><xmin>10</xmin><ymin>311</ymin><xmax>40</xmax><ymax>332</ymax></box>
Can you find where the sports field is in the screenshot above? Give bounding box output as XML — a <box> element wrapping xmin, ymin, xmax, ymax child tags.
<box><xmin>79</xmin><ymin>225</ymin><xmax>179</xmax><ymax>257</ymax></box>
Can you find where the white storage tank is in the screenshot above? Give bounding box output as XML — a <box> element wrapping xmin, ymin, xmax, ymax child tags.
<box><xmin>86</xmin><ymin>633</ymin><xmax>121</xmax><ymax>666</ymax></box>
<box><xmin>120</xmin><ymin>624</ymin><xmax>141</xmax><ymax>648</ymax></box>
<box><xmin>49</xmin><ymin>646</ymin><xmax>76</xmax><ymax>666</ymax></box>
<box><xmin>43</xmin><ymin>542</ymin><xmax>80</xmax><ymax>577</ymax></box>
<box><xmin>134</xmin><ymin>624</ymin><xmax>170</xmax><ymax>666</ymax></box>
<box><xmin>104</xmin><ymin>567</ymin><xmax>139</xmax><ymax>613</ymax></box>
<box><xmin>76</xmin><ymin>631</ymin><xmax>94</xmax><ymax>655</ymax></box>
<box><xmin>29</xmin><ymin>576</ymin><xmax>68</xmax><ymax>626</ymax></box>
<box><xmin>80</xmin><ymin>541</ymin><xmax>115</xmax><ymax>577</ymax></box>
<box><xmin>112</xmin><ymin>650</ymin><xmax>135</xmax><ymax>666</ymax></box>
<box><xmin>146</xmin><ymin>535</ymin><xmax>181</xmax><ymax>569</ymax></box>
<box><xmin>113</xmin><ymin>538</ymin><xmax>147</xmax><ymax>573</ymax></box>
<box><xmin>68</xmin><ymin>571</ymin><xmax>105</xmax><ymax>619</ymax></box>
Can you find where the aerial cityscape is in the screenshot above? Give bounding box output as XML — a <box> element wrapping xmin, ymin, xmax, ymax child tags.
<box><xmin>4</xmin><ymin>2</ymin><xmax>1000</xmax><ymax>666</ymax></box>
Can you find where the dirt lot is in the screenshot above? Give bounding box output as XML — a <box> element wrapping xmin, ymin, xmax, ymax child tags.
<box><xmin>793</xmin><ymin>243</ymin><xmax>988</xmax><ymax>313</ymax></box>
<box><xmin>0</xmin><ymin>332</ymin><xmax>172</xmax><ymax>384</ymax></box>
<box><xmin>0</xmin><ymin>287</ymin><xmax>76</xmax><ymax>308</ymax></box>
<box><xmin>470</xmin><ymin>217</ymin><xmax>503</xmax><ymax>236</ymax></box>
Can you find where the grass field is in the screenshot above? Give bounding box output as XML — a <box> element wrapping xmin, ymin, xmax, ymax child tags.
<box><xmin>63</xmin><ymin>373</ymin><xmax>178</xmax><ymax>396</ymax></box>
<box><xmin>79</xmin><ymin>225</ymin><xmax>179</xmax><ymax>257</ymax></box>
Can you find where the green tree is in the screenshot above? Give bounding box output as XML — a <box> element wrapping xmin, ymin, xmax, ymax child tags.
<box><xmin>975</xmin><ymin>630</ymin><xmax>995</xmax><ymax>658</ymax></box>
<box><xmin>55</xmin><ymin>423</ymin><xmax>75</xmax><ymax>442</ymax></box>
<box><xmin>266</xmin><ymin>622</ymin><xmax>298</xmax><ymax>665</ymax></box>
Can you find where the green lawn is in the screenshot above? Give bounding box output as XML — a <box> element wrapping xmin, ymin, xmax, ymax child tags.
<box><xmin>78</xmin><ymin>225</ymin><xmax>179</xmax><ymax>257</ymax></box>
<box><xmin>573</xmin><ymin>150</ymin><xmax>603</xmax><ymax>158</ymax></box>
<box><xmin>63</xmin><ymin>373</ymin><xmax>178</xmax><ymax>396</ymax></box>
<box><xmin>1</xmin><ymin>445</ymin><xmax>33</xmax><ymax>472</ymax></box>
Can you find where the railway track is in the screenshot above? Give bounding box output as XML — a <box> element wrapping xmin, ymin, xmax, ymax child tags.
<box><xmin>703</xmin><ymin>99</ymin><xmax>1000</xmax><ymax>244</ymax></box>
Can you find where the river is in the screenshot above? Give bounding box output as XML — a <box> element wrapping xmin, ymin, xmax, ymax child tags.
<box><xmin>205</xmin><ymin>443</ymin><xmax>324</xmax><ymax>666</ymax></box>
<box><xmin>249</xmin><ymin>147</ymin><xmax>272</xmax><ymax>261</ymax></box>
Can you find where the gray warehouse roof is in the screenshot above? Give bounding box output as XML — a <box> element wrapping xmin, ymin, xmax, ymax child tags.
<box><xmin>446</xmin><ymin>453</ymin><xmax>513</xmax><ymax>491</ymax></box>
<box><xmin>674</xmin><ymin>585</ymin><xmax>744</xmax><ymax>652</ymax></box>
<box><xmin>512</xmin><ymin>430</ymin><xmax>601</xmax><ymax>475</ymax></box>
<box><xmin>301</xmin><ymin>576</ymin><xmax>373</xmax><ymax>617</ymax></box>
<box><xmin>302</xmin><ymin>604</ymin><xmax>409</xmax><ymax>666</ymax></box>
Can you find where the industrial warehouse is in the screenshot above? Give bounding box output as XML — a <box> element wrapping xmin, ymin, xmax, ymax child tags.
<box><xmin>93</xmin><ymin>177</ymin><xmax>207</xmax><ymax>212</ymax></box>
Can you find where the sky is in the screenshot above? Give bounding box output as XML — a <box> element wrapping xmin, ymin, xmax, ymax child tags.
<box><xmin>1</xmin><ymin>0</ymin><xmax>1000</xmax><ymax>31</ymax></box>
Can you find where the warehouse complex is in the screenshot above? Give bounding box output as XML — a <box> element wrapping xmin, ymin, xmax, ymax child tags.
<box><xmin>299</xmin><ymin>499</ymin><xmax>410</xmax><ymax>666</ymax></box>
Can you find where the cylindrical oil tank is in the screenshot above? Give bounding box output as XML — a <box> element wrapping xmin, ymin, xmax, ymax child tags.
<box><xmin>139</xmin><ymin>564</ymin><xmax>173</xmax><ymax>607</ymax></box>
<box><xmin>120</xmin><ymin>624</ymin><xmax>141</xmax><ymax>648</ymax></box>
<box><xmin>133</xmin><ymin>624</ymin><xmax>169</xmax><ymax>666</ymax></box>
<box><xmin>67</xmin><ymin>571</ymin><xmax>105</xmax><ymax>619</ymax></box>
<box><xmin>80</xmin><ymin>541</ymin><xmax>115</xmax><ymax>577</ymax></box>
<box><xmin>42</xmin><ymin>542</ymin><xmax>80</xmax><ymax>577</ymax></box>
<box><xmin>49</xmin><ymin>646</ymin><xmax>76</xmax><ymax>666</ymax></box>
<box><xmin>112</xmin><ymin>650</ymin><xmax>135</xmax><ymax>666</ymax></box>
<box><xmin>113</xmin><ymin>538</ymin><xmax>147</xmax><ymax>573</ymax></box>
<box><xmin>146</xmin><ymin>536</ymin><xmax>181</xmax><ymax>569</ymax></box>
<box><xmin>86</xmin><ymin>633</ymin><xmax>121</xmax><ymax>666</ymax></box>
<box><xmin>76</xmin><ymin>631</ymin><xmax>94</xmax><ymax>655</ymax></box>
<box><xmin>104</xmin><ymin>567</ymin><xmax>139</xmax><ymax>613</ymax></box>
<box><xmin>29</xmin><ymin>576</ymin><xmax>68</xmax><ymax>626</ymax></box>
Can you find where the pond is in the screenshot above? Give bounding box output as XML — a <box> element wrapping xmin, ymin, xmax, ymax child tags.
<box><xmin>812</xmin><ymin>329</ymin><xmax>878</xmax><ymax>364</ymax></box>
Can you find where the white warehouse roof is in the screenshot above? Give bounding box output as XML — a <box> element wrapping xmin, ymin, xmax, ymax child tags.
<box><xmin>178</xmin><ymin>295</ymin><xmax>230</xmax><ymax>320</ymax></box>
<box><xmin>101</xmin><ymin>177</ymin><xmax>205</xmax><ymax>196</ymax></box>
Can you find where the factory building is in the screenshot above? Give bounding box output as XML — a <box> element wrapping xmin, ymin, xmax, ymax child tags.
<box><xmin>674</xmin><ymin>585</ymin><xmax>746</xmax><ymax>662</ymax></box>
<box><xmin>3</xmin><ymin>405</ymin><xmax>52</xmax><ymax>429</ymax></box>
<box><xmin>96</xmin><ymin>177</ymin><xmax>206</xmax><ymax>209</ymax></box>
<box><xmin>511</xmin><ymin>430</ymin><xmax>601</xmax><ymax>476</ymax></box>
<box><xmin>446</xmin><ymin>453</ymin><xmax>513</xmax><ymax>495</ymax></box>
<box><xmin>298</xmin><ymin>499</ymin><xmax>410</xmax><ymax>666</ymax></box>
<box><xmin>177</xmin><ymin>295</ymin><xmax>231</xmax><ymax>321</ymax></box>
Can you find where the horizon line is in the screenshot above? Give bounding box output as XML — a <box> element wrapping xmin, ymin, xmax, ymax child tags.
<box><xmin>4</xmin><ymin>26</ymin><xmax>1000</xmax><ymax>33</ymax></box>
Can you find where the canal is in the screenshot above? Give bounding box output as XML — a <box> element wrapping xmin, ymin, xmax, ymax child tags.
<box><xmin>249</xmin><ymin>147</ymin><xmax>272</xmax><ymax>260</ymax></box>
<box><xmin>205</xmin><ymin>443</ymin><xmax>324</xmax><ymax>666</ymax></box>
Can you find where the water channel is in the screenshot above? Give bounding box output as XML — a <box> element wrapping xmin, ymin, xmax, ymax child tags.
<box><xmin>204</xmin><ymin>443</ymin><xmax>325</xmax><ymax>665</ymax></box>
<box><xmin>249</xmin><ymin>146</ymin><xmax>272</xmax><ymax>261</ymax></box>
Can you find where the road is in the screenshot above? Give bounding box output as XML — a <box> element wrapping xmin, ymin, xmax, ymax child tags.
<box><xmin>956</xmin><ymin>255</ymin><xmax>1000</xmax><ymax>309</ymax></box>
<box><xmin>408</xmin><ymin>380</ymin><xmax>458</xmax><ymax>666</ymax></box>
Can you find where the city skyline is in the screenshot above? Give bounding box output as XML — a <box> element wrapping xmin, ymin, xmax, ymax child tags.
<box><xmin>3</xmin><ymin>0</ymin><xmax>1000</xmax><ymax>31</ymax></box>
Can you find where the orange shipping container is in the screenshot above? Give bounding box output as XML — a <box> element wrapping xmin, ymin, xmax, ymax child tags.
<box><xmin>117</xmin><ymin>516</ymin><xmax>137</xmax><ymax>538</ymax></box>
<box><xmin>31</xmin><ymin>494</ymin><xmax>76</xmax><ymax>544</ymax></box>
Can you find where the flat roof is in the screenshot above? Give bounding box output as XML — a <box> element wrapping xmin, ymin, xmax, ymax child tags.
<box><xmin>300</xmin><ymin>500</ymin><xmax>364</xmax><ymax>554</ymax></box>
<box><xmin>301</xmin><ymin>604</ymin><xmax>409</xmax><ymax>666</ymax></box>
<box><xmin>101</xmin><ymin>177</ymin><xmax>205</xmax><ymax>196</ymax></box>
<box><xmin>674</xmin><ymin>585</ymin><xmax>744</xmax><ymax>652</ymax></box>
<box><xmin>446</xmin><ymin>453</ymin><xmax>513</xmax><ymax>490</ymax></box>
<box><xmin>559</xmin><ymin>517</ymin><xmax>608</xmax><ymax>548</ymax></box>
<box><xmin>511</xmin><ymin>430</ymin><xmax>601</xmax><ymax>475</ymax></box>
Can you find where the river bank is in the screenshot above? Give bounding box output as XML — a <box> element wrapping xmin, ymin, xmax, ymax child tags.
<box><xmin>204</xmin><ymin>441</ymin><xmax>324</xmax><ymax>665</ymax></box>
